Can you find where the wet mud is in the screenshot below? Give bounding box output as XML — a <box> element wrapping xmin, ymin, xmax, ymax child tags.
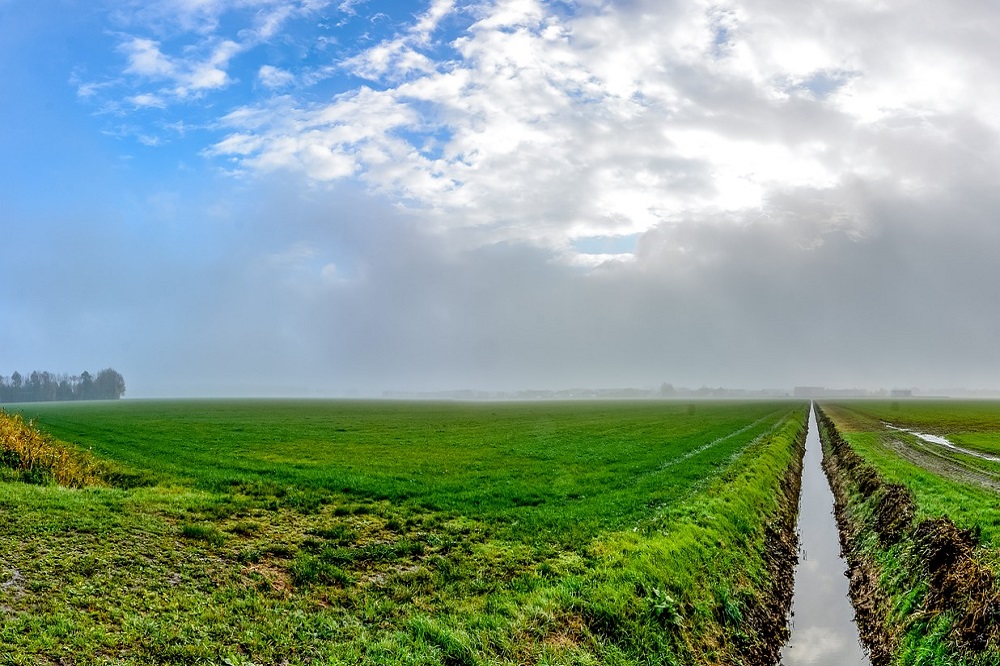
<box><xmin>884</xmin><ymin>424</ymin><xmax>1000</xmax><ymax>463</ymax></box>
<box><xmin>883</xmin><ymin>436</ymin><xmax>1000</xmax><ymax>493</ymax></box>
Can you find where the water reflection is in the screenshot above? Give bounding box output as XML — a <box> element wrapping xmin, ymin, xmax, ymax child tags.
<box><xmin>884</xmin><ymin>422</ymin><xmax>1000</xmax><ymax>462</ymax></box>
<box><xmin>780</xmin><ymin>404</ymin><xmax>871</xmax><ymax>666</ymax></box>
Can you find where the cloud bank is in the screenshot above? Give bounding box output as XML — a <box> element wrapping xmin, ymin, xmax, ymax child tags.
<box><xmin>6</xmin><ymin>0</ymin><xmax>1000</xmax><ymax>395</ymax></box>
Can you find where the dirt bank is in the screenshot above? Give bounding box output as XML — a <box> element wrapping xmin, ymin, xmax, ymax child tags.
<box><xmin>815</xmin><ymin>404</ymin><xmax>1000</xmax><ymax>663</ymax></box>
<box><xmin>741</xmin><ymin>416</ymin><xmax>806</xmax><ymax>666</ymax></box>
<box><xmin>815</xmin><ymin>404</ymin><xmax>896</xmax><ymax>664</ymax></box>
<box><xmin>749</xmin><ymin>424</ymin><xmax>807</xmax><ymax>666</ymax></box>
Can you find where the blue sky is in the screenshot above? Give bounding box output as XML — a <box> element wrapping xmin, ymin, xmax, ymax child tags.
<box><xmin>4</xmin><ymin>0</ymin><xmax>1000</xmax><ymax>397</ymax></box>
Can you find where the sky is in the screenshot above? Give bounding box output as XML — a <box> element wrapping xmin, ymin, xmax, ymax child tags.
<box><xmin>3</xmin><ymin>0</ymin><xmax>1000</xmax><ymax>398</ymax></box>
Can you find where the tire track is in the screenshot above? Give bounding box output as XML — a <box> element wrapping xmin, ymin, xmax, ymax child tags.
<box><xmin>658</xmin><ymin>410</ymin><xmax>786</xmax><ymax>471</ymax></box>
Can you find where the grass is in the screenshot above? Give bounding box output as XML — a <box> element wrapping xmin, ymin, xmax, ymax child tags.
<box><xmin>0</xmin><ymin>409</ymin><xmax>111</xmax><ymax>486</ymax></box>
<box><xmin>0</xmin><ymin>399</ymin><xmax>807</xmax><ymax>665</ymax></box>
<box><xmin>818</xmin><ymin>401</ymin><xmax>1000</xmax><ymax>665</ymax></box>
<box><xmin>822</xmin><ymin>401</ymin><xmax>1000</xmax><ymax>545</ymax></box>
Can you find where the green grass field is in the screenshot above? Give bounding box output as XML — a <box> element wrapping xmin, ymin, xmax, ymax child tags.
<box><xmin>822</xmin><ymin>401</ymin><xmax>1000</xmax><ymax>545</ymax></box>
<box><xmin>818</xmin><ymin>401</ymin><xmax>1000</xmax><ymax>665</ymax></box>
<box><xmin>0</xmin><ymin>399</ymin><xmax>807</xmax><ymax>665</ymax></box>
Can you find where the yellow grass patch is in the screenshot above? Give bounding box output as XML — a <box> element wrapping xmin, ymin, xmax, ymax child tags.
<box><xmin>0</xmin><ymin>409</ymin><xmax>106</xmax><ymax>487</ymax></box>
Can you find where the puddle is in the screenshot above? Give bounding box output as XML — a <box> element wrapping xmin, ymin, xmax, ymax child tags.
<box><xmin>884</xmin><ymin>423</ymin><xmax>1000</xmax><ymax>463</ymax></box>
<box><xmin>780</xmin><ymin>405</ymin><xmax>870</xmax><ymax>666</ymax></box>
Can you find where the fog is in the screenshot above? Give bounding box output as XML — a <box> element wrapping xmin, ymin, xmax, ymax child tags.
<box><xmin>4</xmin><ymin>1</ymin><xmax>1000</xmax><ymax>397</ymax></box>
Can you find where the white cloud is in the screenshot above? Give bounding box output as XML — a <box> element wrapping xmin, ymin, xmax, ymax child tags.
<box><xmin>410</xmin><ymin>0</ymin><xmax>456</xmax><ymax>43</ymax></box>
<box><xmin>337</xmin><ymin>0</ymin><xmax>367</xmax><ymax>16</ymax></box>
<box><xmin>128</xmin><ymin>92</ymin><xmax>167</xmax><ymax>108</ymax></box>
<box><xmin>109</xmin><ymin>0</ymin><xmax>1000</xmax><ymax>264</ymax></box>
<box><xmin>137</xmin><ymin>133</ymin><xmax>165</xmax><ymax>146</ymax></box>
<box><xmin>117</xmin><ymin>34</ymin><xmax>242</xmax><ymax>99</ymax></box>
<box><xmin>121</xmin><ymin>38</ymin><xmax>176</xmax><ymax>78</ymax></box>
<box><xmin>108</xmin><ymin>1</ymin><xmax>335</xmax><ymax>106</ymax></box>
<box><xmin>258</xmin><ymin>64</ymin><xmax>295</xmax><ymax>88</ymax></box>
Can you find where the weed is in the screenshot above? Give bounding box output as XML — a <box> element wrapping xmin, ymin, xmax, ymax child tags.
<box><xmin>309</xmin><ymin>524</ymin><xmax>355</xmax><ymax>544</ymax></box>
<box><xmin>649</xmin><ymin>588</ymin><xmax>684</xmax><ymax>630</ymax></box>
<box><xmin>0</xmin><ymin>410</ymin><xmax>107</xmax><ymax>486</ymax></box>
<box><xmin>290</xmin><ymin>551</ymin><xmax>352</xmax><ymax>586</ymax></box>
<box><xmin>180</xmin><ymin>523</ymin><xmax>225</xmax><ymax>545</ymax></box>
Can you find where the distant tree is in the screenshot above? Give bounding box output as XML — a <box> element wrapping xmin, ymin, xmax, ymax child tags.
<box><xmin>39</xmin><ymin>371</ymin><xmax>56</xmax><ymax>401</ymax></box>
<box><xmin>57</xmin><ymin>379</ymin><xmax>73</xmax><ymax>401</ymax></box>
<box><xmin>77</xmin><ymin>371</ymin><xmax>94</xmax><ymax>400</ymax></box>
<box><xmin>28</xmin><ymin>371</ymin><xmax>41</xmax><ymax>402</ymax></box>
<box><xmin>94</xmin><ymin>368</ymin><xmax>126</xmax><ymax>400</ymax></box>
<box><xmin>0</xmin><ymin>368</ymin><xmax>125</xmax><ymax>403</ymax></box>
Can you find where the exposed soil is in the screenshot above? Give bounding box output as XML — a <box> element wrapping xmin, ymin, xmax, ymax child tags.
<box><xmin>0</xmin><ymin>565</ymin><xmax>25</xmax><ymax>613</ymax></box>
<box><xmin>815</xmin><ymin>404</ymin><xmax>1000</xmax><ymax>661</ymax></box>
<box><xmin>883</xmin><ymin>437</ymin><xmax>1000</xmax><ymax>493</ymax></box>
<box><xmin>913</xmin><ymin>518</ymin><xmax>1000</xmax><ymax>649</ymax></box>
<box><xmin>872</xmin><ymin>483</ymin><xmax>914</xmax><ymax>546</ymax></box>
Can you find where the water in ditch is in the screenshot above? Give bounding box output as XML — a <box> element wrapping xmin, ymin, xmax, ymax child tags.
<box><xmin>780</xmin><ymin>404</ymin><xmax>871</xmax><ymax>665</ymax></box>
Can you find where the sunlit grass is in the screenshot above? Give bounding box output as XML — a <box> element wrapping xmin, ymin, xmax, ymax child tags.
<box><xmin>0</xmin><ymin>409</ymin><xmax>107</xmax><ymax>486</ymax></box>
<box><xmin>0</xmin><ymin>399</ymin><xmax>807</xmax><ymax>664</ymax></box>
<box><xmin>820</xmin><ymin>401</ymin><xmax>1000</xmax><ymax>664</ymax></box>
<box><xmin>823</xmin><ymin>402</ymin><xmax>1000</xmax><ymax>545</ymax></box>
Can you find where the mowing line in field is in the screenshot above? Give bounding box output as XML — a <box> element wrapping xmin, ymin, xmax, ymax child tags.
<box><xmin>658</xmin><ymin>410</ymin><xmax>786</xmax><ymax>471</ymax></box>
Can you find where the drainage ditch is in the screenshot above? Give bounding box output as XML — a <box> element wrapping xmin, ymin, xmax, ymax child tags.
<box><xmin>780</xmin><ymin>404</ymin><xmax>871</xmax><ymax>665</ymax></box>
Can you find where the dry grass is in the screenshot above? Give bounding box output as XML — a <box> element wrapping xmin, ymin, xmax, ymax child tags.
<box><xmin>0</xmin><ymin>409</ymin><xmax>106</xmax><ymax>486</ymax></box>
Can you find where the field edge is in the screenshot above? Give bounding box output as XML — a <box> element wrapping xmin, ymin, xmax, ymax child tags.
<box><xmin>816</xmin><ymin>403</ymin><xmax>1000</xmax><ymax>666</ymax></box>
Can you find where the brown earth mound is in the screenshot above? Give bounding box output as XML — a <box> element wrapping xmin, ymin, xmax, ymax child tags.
<box><xmin>872</xmin><ymin>483</ymin><xmax>914</xmax><ymax>546</ymax></box>
<box><xmin>914</xmin><ymin>517</ymin><xmax>1000</xmax><ymax>650</ymax></box>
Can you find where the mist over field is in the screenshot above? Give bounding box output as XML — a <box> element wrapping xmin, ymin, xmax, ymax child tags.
<box><xmin>4</xmin><ymin>1</ymin><xmax>1000</xmax><ymax>397</ymax></box>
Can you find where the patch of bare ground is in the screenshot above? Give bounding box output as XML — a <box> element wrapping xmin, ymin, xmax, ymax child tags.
<box><xmin>914</xmin><ymin>518</ymin><xmax>1000</xmax><ymax>650</ymax></box>
<box><xmin>521</xmin><ymin>612</ymin><xmax>590</xmax><ymax>663</ymax></box>
<box><xmin>241</xmin><ymin>561</ymin><xmax>293</xmax><ymax>598</ymax></box>
<box><xmin>1</xmin><ymin>565</ymin><xmax>26</xmax><ymax>612</ymax></box>
<box><xmin>816</xmin><ymin>404</ymin><xmax>1000</xmax><ymax>662</ymax></box>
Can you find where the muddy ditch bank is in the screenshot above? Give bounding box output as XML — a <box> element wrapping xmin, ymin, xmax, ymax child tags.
<box><xmin>814</xmin><ymin>404</ymin><xmax>1000</xmax><ymax>663</ymax></box>
<box><xmin>744</xmin><ymin>414</ymin><xmax>806</xmax><ymax>666</ymax></box>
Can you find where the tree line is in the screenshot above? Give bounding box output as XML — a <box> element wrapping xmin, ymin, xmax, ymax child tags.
<box><xmin>0</xmin><ymin>368</ymin><xmax>125</xmax><ymax>403</ymax></box>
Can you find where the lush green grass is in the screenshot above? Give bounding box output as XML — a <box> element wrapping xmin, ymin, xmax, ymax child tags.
<box><xmin>823</xmin><ymin>401</ymin><xmax>1000</xmax><ymax>545</ymax></box>
<box><xmin>829</xmin><ymin>399</ymin><xmax>1000</xmax><ymax>434</ymax></box>
<box><xmin>819</xmin><ymin>401</ymin><xmax>1000</xmax><ymax>665</ymax></box>
<box><xmin>0</xmin><ymin>399</ymin><xmax>807</xmax><ymax>665</ymax></box>
<box><xmin>832</xmin><ymin>399</ymin><xmax>1000</xmax><ymax>457</ymax></box>
<box><xmin>11</xmin><ymin>399</ymin><xmax>793</xmax><ymax>543</ymax></box>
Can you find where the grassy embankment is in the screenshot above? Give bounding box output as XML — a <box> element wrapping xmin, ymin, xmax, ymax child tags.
<box><xmin>1</xmin><ymin>400</ymin><xmax>806</xmax><ymax>665</ymax></box>
<box><xmin>816</xmin><ymin>401</ymin><xmax>1000</xmax><ymax>666</ymax></box>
